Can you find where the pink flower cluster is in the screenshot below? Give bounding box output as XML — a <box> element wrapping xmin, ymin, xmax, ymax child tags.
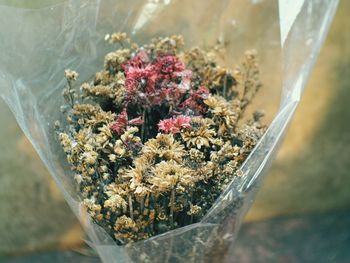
<box><xmin>158</xmin><ymin>115</ymin><xmax>192</xmax><ymax>134</ymax></box>
<box><xmin>123</xmin><ymin>51</ymin><xmax>189</xmax><ymax>105</ymax></box>
<box><xmin>111</xmin><ymin>51</ymin><xmax>211</xmax><ymax>138</ymax></box>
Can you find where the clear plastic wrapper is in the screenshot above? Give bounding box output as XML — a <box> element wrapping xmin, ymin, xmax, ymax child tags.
<box><xmin>0</xmin><ymin>1</ymin><xmax>338</xmax><ymax>262</ymax></box>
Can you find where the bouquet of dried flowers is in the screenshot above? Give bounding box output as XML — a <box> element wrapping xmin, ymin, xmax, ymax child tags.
<box><xmin>57</xmin><ymin>32</ymin><xmax>266</xmax><ymax>245</ymax></box>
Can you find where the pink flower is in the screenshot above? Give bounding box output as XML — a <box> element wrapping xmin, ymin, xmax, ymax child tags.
<box><xmin>123</xmin><ymin>51</ymin><xmax>160</xmax><ymax>103</ymax></box>
<box><xmin>173</xmin><ymin>115</ymin><xmax>191</xmax><ymax>129</ymax></box>
<box><xmin>179</xmin><ymin>86</ymin><xmax>209</xmax><ymax>115</ymax></box>
<box><xmin>192</xmin><ymin>86</ymin><xmax>209</xmax><ymax>100</ymax></box>
<box><xmin>126</xmin><ymin>50</ymin><xmax>149</xmax><ymax>69</ymax></box>
<box><xmin>158</xmin><ymin>118</ymin><xmax>177</xmax><ymax>133</ymax></box>
<box><xmin>124</xmin><ymin>68</ymin><xmax>151</xmax><ymax>93</ymax></box>
<box><xmin>123</xmin><ymin>52</ymin><xmax>193</xmax><ymax>108</ymax></box>
<box><xmin>155</xmin><ymin>55</ymin><xmax>185</xmax><ymax>76</ymax></box>
<box><xmin>128</xmin><ymin>117</ymin><xmax>144</xmax><ymax>126</ymax></box>
<box><xmin>110</xmin><ymin>109</ymin><xmax>144</xmax><ymax>135</ymax></box>
<box><xmin>176</xmin><ymin>69</ymin><xmax>192</xmax><ymax>92</ymax></box>
<box><xmin>111</xmin><ymin>108</ymin><xmax>128</xmax><ymax>135</ymax></box>
<box><xmin>180</xmin><ymin>98</ymin><xmax>204</xmax><ymax>114</ymax></box>
<box><xmin>158</xmin><ymin>115</ymin><xmax>192</xmax><ymax>134</ymax></box>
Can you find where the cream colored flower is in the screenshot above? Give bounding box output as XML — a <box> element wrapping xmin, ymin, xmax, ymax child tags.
<box><xmin>124</xmin><ymin>159</ymin><xmax>151</xmax><ymax>198</ymax></box>
<box><xmin>204</xmin><ymin>95</ymin><xmax>238</xmax><ymax>134</ymax></box>
<box><xmin>83</xmin><ymin>198</ymin><xmax>101</xmax><ymax>217</ymax></box>
<box><xmin>108</xmin><ymin>154</ymin><xmax>117</xmax><ymax>162</ymax></box>
<box><xmin>188</xmin><ymin>148</ymin><xmax>205</xmax><ymax>161</ymax></box>
<box><xmin>182</xmin><ymin>118</ymin><xmax>216</xmax><ymax>149</ymax></box>
<box><xmin>143</xmin><ymin>134</ymin><xmax>184</xmax><ymax>162</ymax></box>
<box><xmin>81</xmin><ymin>83</ymin><xmax>114</xmax><ymax>98</ymax></box>
<box><xmin>114</xmin><ymin>215</ymin><xmax>138</xmax><ymax>232</ymax></box>
<box><xmin>104</xmin><ymin>49</ymin><xmax>131</xmax><ymax>69</ymax></box>
<box><xmin>187</xmin><ymin>205</ymin><xmax>202</xmax><ymax>216</ymax></box>
<box><xmin>110</xmin><ymin>32</ymin><xmax>127</xmax><ymax>43</ymax></box>
<box><xmin>59</xmin><ymin>132</ymin><xmax>72</xmax><ymax>153</ymax></box>
<box><xmin>104</xmin><ymin>194</ymin><xmax>127</xmax><ymax>213</ymax></box>
<box><xmin>148</xmin><ymin>161</ymin><xmax>194</xmax><ymax>194</ymax></box>
<box><xmin>65</xmin><ymin>69</ymin><xmax>78</xmax><ymax>81</ymax></box>
<box><xmin>82</xmin><ymin>151</ymin><xmax>98</xmax><ymax>165</ymax></box>
<box><xmin>114</xmin><ymin>140</ymin><xmax>126</xmax><ymax>157</ymax></box>
<box><xmin>95</xmin><ymin>125</ymin><xmax>112</xmax><ymax>147</ymax></box>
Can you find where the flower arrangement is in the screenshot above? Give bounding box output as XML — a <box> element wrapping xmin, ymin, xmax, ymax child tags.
<box><xmin>57</xmin><ymin>32</ymin><xmax>266</xmax><ymax>245</ymax></box>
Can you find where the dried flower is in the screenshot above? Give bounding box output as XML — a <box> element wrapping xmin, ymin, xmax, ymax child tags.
<box><xmin>65</xmin><ymin>69</ymin><xmax>79</xmax><ymax>81</ymax></box>
<box><xmin>110</xmin><ymin>32</ymin><xmax>128</xmax><ymax>43</ymax></box>
<box><xmin>110</xmin><ymin>108</ymin><xmax>128</xmax><ymax>135</ymax></box>
<box><xmin>58</xmin><ymin>32</ymin><xmax>266</xmax><ymax>245</ymax></box>
<box><xmin>104</xmin><ymin>184</ymin><xmax>128</xmax><ymax>212</ymax></box>
<box><xmin>187</xmin><ymin>205</ymin><xmax>202</xmax><ymax>216</ymax></box>
<box><xmin>148</xmin><ymin>161</ymin><xmax>194</xmax><ymax>194</ymax></box>
<box><xmin>142</xmin><ymin>133</ymin><xmax>184</xmax><ymax>162</ymax></box>
<box><xmin>158</xmin><ymin>115</ymin><xmax>191</xmax><ymax>134</ymax></box>
<box><xmin>154</xmin><ymin>54</ymin><xmax>185</xmax><ymax>76</ymax></box>
<box><xmin>182</xmin><ymin>118</ymin><xmax>216</xmax><ymax>149</ymax></box>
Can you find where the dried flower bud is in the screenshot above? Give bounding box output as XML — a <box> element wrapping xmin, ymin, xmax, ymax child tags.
<box><xmin>108</xmin><ymin>154</ymin><xmax>117</xmax><ymax>162</ymax></box>
<box><xmin>187</xmin><ymin>205</ymin><xmax>202</xmax><ymax>215</ymax></box>
<box><xmin>110</xmin><ymin>32</ymin><xmax>127</xmax><ymax>43</ymax></box>
<box><xmin>64</xmin><ymin>69</ymin><xmax>79</xmax><ymax>81</ymax></box>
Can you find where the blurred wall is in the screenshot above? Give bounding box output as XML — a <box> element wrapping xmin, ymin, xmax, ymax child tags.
<box><xmin>0</xmin><ymin>0</ymin><xmax>349</xmax><ymax>255</ymax></box>
<box><xmin>0</xmin><ymin>100</ymin><xmax>83</xmax><ymax>255</ymax></box>
<box><xmin>247</xmin><ymin>1</ymin><xmax>350</xmax><ymax>221</ymax></box>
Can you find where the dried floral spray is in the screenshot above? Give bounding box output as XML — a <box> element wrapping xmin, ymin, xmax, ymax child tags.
<box><xmin>57</xmin><ymin>33</ymin><xmax>266</xmax><ymax>245</ymax></box>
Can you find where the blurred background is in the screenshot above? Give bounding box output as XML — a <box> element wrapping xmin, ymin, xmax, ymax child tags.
<box><xmin>0</xmin><ymin>0</ymin><xmax>349</xmax><ymax>262</ymax></box>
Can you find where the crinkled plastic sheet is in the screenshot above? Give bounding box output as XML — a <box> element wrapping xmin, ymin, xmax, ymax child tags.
<box><xmin>0</xmin><ymin>0</ymin><xmax>338</xmax><ymax>262</ymax></box>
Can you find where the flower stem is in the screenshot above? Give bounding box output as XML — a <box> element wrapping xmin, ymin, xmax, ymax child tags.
<box><xmin>141</xmin><ymin>109</ymin><xmax>147</xmax><ymax>143</ymax></box>
<box><xmin>170</xmin><ymin>188</ymin><xmax>175</xmax><ymax>229</ymax></box>
<box><xmin>140</xmin><ymin>197</ymin><xmax>144</xmax><ymax>214</ymax></box>
<box><xmin>129</xmin><ymin>195</ymin><xmax>134</xmax><ymax>220</ymax></box>
<box><xmin>189</xmin><ymin>192</ymin><xmax>194</xmax><ymax>224</ymax></box>
<box><xmin>67</xmin><ymin>80</ymin><xmax>75</xmax><ymax>108</ymax></box>
<box><xmin>223</xmin><ymin>74</ymin><xmax>228</xmax><ymax>99</ymax></box>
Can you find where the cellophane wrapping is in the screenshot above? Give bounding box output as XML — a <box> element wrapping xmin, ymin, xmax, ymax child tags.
<box><xmin>0</xmin><ymin>0</ymin><xmax>338</xmax><ymax>262</ymax></box>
